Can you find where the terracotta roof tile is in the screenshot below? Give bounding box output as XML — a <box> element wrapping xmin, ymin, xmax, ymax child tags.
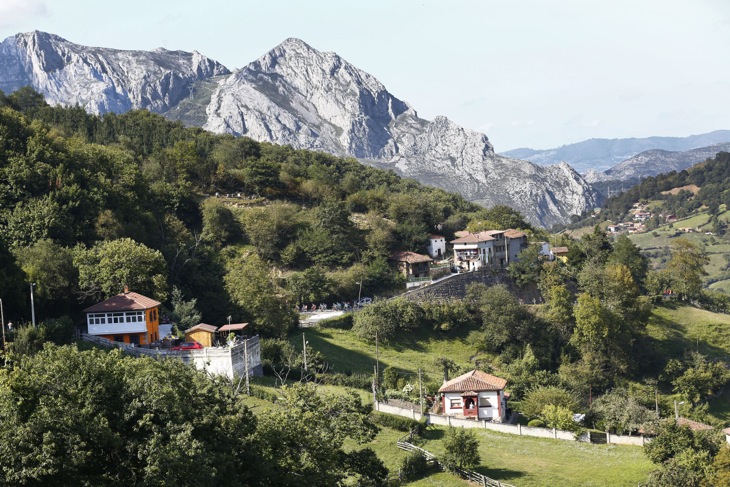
<box><xmin>438</xmin><ymin>370</ymin><xmax>507</xmax><ymax>393</ymax></box>
<box><xmin>218</xmin><ymin>323</ymin><xmax>249</xmax><ymax>332</ymax></box>
<box><xmin>551</xmin><ymin>246</ymin><xmax>569</xmax><ymax>254</ymax></box>
<box><xmin>504</xmin><ymin>229</ymin><xmax>526</xmax><ymax>238</ymax></box>
<box><xmin>677</xmin><ymin>417</ymin><xmax>714</xmax><ymax>431</ymax></box>
<box><xmin>84</xmin><ymin>291</ymin><xmax>161</xmax><ymax>313</ymax></box>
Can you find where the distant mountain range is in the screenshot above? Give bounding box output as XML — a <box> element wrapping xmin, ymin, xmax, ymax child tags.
<box><xmin>501</xmin><ymin>131</ymin><xmax>730</xmax><ymax>174</ymax></box>
<box><xmin>0</xmin><ymin>31</ymin><xmax>599</xmax><ymax>228</ymax></box>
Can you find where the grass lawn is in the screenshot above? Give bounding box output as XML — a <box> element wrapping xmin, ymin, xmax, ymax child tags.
<box><xmin>647</xmin><ymin>304</ymin><xmax>730</xmax><ymax>360</ymax></box>
<box><xmin>418</xmin><ymin>426</ymin><xmax>653</xmax><ymax>487</ymax></box>
<box><xmin>296</xmin><ymin>324</ymin><xmax>486</xmax><ymax>385</ymax></box>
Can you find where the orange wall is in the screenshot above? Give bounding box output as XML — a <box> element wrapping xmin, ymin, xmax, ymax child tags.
<box><xmin>185</xmin><ymin>329</ymin><xmax>213</xmax><ymax>347</ymax></box>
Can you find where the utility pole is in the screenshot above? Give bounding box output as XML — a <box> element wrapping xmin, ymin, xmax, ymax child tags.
<box><xmin>418</xmin><ymin>368</ymin><xmax>424</xmax><ymax>415</ymax></box>
<box><xmin>244</xmin><ymin>337</ymin><xmax>250</xmax><ymax>395</ymax></box>
<box><xmin>0</xmin><ymin>298</ymin><xmax>5</xmax><ymax>362</ymax></box>
<box><xmin>302</xmin><ymin>333</ymin><xmax>308</xmax><ymax>373</ymax></box>
<box><xmin>357</xmin><ymin>279</ymin><xmax>363</xmax><ymax>306</ymax></box>
<box><xmin>30</xmin><ymin>283</ymin><xmax>36</xmax><ymax>327</ymax></box>
<box><xmin>375</xmin><ymin>331</ymin><xmax>379</xmax><ymax>380</ymax></box>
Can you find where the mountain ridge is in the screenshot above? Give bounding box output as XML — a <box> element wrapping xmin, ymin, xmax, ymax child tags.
<box><xmin>0</xmin><ymin>31</ymin><xmax>599</xmax><ymax>228</ymax></box>
<box><xmin>501</xmin><ymin>131</ymin><xmax>730</xmax><ymax>174</ymax></box>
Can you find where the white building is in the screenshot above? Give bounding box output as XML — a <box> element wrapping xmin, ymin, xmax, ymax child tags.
<box><xmin>438</xmin><ymin>370</ymin><xmax>508</xmax><ymax>422</ymax></box>
<box><xmin>426</xmin><ymin>234</ymin><xmax>447</xmax><ymax>259</ymax></box>
<box><xmin>451</xmin><ymin>229</ymin><xmax>527</xmax><ymax>271</ymax></box>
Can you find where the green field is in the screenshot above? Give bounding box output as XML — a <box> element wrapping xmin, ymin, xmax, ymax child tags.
<box><xmin>298</xmin><ymin>324</ymin><xmax>486</xmax><ymax>385</ymax></box>
<box><xmin>647</xmin><ymin>304</ymin><xmax>730</xmax><ymax>360</ymax></box>
<box><xmin>243</xmin><ymin>385</ymin><xmax>654</xmax><ymax>487</ymax></box>
<box><xmin>419</xmin><ymin>427</ymin><xmax>653</xmax><ymax>487</ymax></box>
<box><xmin>245</xmin><ymin>300</ymin><xmax>730</xmax><ymax>485</ymax></box>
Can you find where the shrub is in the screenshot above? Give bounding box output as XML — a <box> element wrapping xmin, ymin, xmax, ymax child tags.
<box><xmin>399</xmin><ymin>452</ymin><xmax>429</xmax><ymax>481</ymax></box>
<box><xmin>370</xmin><ymin>411</ymin><xmax>425</xmax><ymax>435</ymax></box>
<box><xmin>527</xmin><ymin>419</ymin><xmax>545</xmax><ymax>427</ymax></box>
<box><xmin>249</xmin><ymin>386</ymin><xmax>279</xmax><ymax>403</ymax></box>
<box><xmin>321</xmin><ymin>372</ymin><xmax>372</xmax><ymax>390</ymax></box>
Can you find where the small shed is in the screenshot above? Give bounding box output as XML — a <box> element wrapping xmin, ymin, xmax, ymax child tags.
<box><xmin>438</xmin><ymin>370</ymin><xmax>508</xmax><ymax>422</ymax></box>
<box><xmin>185</xmin><ymin>323</ymin><xmax>218</xmax><ymax>348</ymax></box>
<box><xmin>219</xmin><ymin>323</ymin><xmax>249</xmax><ymax>343</ymax></box>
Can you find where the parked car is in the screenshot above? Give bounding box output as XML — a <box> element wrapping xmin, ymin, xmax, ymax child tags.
<box><xmin>357</xmin><ymin>297</ymin><xmax>373</xmax><ymax>306</ymax></box>
<box><xmin>170</xmin><ymin>341</ymin><xmax>203</xmax><ymax>351</ymax></box>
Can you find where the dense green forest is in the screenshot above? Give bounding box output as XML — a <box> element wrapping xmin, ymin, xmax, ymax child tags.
<box><xmin>0</xmin><ymin>88</ymin><xmax>533</xmax><ymax>335</ymax></box>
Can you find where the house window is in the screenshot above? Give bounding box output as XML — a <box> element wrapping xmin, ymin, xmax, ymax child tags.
<box><xmin>450</xmin><ymin>399</ymin><xmax>461</xmax><ymax>409</ymax></box>
<box><xmin>478</xmin><ymin>397</ymin><xmax>492</xmax><ymax>408</ymax></box>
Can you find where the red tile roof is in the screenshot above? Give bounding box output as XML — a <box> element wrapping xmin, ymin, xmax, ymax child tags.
<box><xmin>551</xmin><ymin>246</ymin><xmax>569</xmax><ymax>254</ymax></box>
<box><xmin>389</xmin><ymin>251</ymin><xmax>432</xmax><ymax>264</ymax></box>
<box><xmin>677</xmin><ymin>418</ymin><xmax>714</xmax><ymax>431</ymax></box>
<box><xmin>438</xmin><ymin>370</ymin><xmax>507</xmax><ymax>393</ymax></box>
<box><xmin>429</xmin><ymin>234</ymin><xmax>445</xmax><ymax>240</ymax></box>
<box><xmin>84</xmin><ymin>291</ymin><xmax>161</xmax><ymax>313</ymax></box>
<box><xmin>218</xmin><ymin>323</ymin><xmax>249</xmax><ymax>332</ymax></box>
<box><xmin>186</xmin><ymin>323</ymin><xmax>218</xmax><ymax>334</ymax></box>
<box><xmin>723</xmin><ymin>427</ymin><xmax>730</xmax><ymax>435</ymax></box>
<box><xmin>504</xmin><ymin>229</ymin><xmax>526</xmax><ymax>238</ymax></box>
<box><xmin>451</xmin><ymin>233</ymin><xmax>494</xmax><ymax>244</ymax></box>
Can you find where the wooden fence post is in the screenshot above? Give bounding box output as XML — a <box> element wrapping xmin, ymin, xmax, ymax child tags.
<box><xmin>518</xmin><ymin>423</ymin><xmax>522</xmax><ymax>436</ymax></box>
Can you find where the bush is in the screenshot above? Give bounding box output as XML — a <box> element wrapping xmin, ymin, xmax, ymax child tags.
<box><xmin>321</xmin><ymin>372</ymin><xmax>372</xmax><ymax>390</ymax></box>
<box><xmin>370</xmin><ymin>411</ymin><xmax>425</xmax><ymax>435</ymax></box>
<box><xmin>318</xmin><ymin>313</ymin><xmax>353</xmax><ymax>329</ymax></box>
<box><xmin>249</xmin><ymin>386</ymin><xmax>279</xmax><ymax>403</ymax></box>
<box><xmin>527</xmin><ymin>419</ymin><xmax>545</xmax><ymax>427</ymax></box>
<box><xmin>399</xmin><ymin>452</ymin><xmax>429</xmax><ymax>481</ymax></box>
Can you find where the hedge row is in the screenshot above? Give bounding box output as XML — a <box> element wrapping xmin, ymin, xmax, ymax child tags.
<box><xmin>370</xmin><ymin>411</ymin><xmax>426</xmax><ymax>435</ymax></box>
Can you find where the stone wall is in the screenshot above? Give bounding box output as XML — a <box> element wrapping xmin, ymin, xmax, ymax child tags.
<box><xmin>401</xmin><ymin>269</ymin><xmax>541</xmax><ymax>303</ymax></box>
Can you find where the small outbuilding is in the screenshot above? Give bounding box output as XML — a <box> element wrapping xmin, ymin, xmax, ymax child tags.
<box><xmin>438</xmin><ymin>370</ymin><xmax>508</xmax><ymax>422</ymax></box>
<box><xmin>184</xmin><ymin>323</ymin><xmax>218</xmax><ymax>348</ymax></box>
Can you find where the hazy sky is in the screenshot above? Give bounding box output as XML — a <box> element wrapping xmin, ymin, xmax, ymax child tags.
<box><xmin>1</xmin><ymin>0</ymin><xmax>729</xmax><ymax>151</ymax></box>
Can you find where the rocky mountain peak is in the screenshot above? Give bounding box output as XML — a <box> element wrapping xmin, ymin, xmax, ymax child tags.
<box><xmin>0</xmin><ymin>32</ymin><xmax>600</xmax><ymax>227</ymax></box>
<box><xmin>0</xmin><ymin>31</ymin><xmax>230</xmax><ymax>114</ymax></box>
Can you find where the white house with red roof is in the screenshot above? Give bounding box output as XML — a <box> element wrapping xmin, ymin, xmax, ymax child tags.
<box><xmin>438</xmin><ymin>370</ymin><xmax>508</xmax><ymax>422</ymax></box>
<box><xmin>451</xmin><ymin>229</ymin><xmax>527</xmax><ymax>271</ymax></box>
<box><xmin>84</xmin><ymin>288</ymin><xmax>161</xmax><ymax>346</ymax></box>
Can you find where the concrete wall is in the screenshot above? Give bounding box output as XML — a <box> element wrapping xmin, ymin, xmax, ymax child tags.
<box><xmin>374</xmin><ymin>402</ymin><xmax>425</xmax><ymax>421</ymax></box>
<box><xmin>374</xmin><ymin>400</ymin><xmax>647</xmax><ymax>446</ymax></box>
<box><xmin>81</xmin><ymin>333</ymin><xmax>263</xmax><ymax>380</ymax></box>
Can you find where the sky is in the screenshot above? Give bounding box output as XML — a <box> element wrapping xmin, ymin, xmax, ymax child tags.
<box><xmin>1</xmin><ymin>0</ymin><xmax>729</xmax><ymax>152</ymax></box>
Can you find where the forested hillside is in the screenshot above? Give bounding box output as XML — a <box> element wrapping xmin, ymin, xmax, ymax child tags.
<box><xmin>0</xmin><ymin>88</ymin><xmax>532</xmax><ymax>335</ymax></box>
<box><xmin>565</xmin><ymin>151</ymin><xmax>730</xmax><ymax>231</ymax></box>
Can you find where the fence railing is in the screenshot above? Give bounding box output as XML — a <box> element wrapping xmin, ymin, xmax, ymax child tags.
<box><xmin>396</xmin><ymin>429</ymin><xmax>516</xmax><ymax>487</ymax></box>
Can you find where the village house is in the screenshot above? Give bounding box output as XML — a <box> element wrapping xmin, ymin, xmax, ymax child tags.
<box><xmin>550</xmin><ymin>246</ymin><xmax>569</xmax><ymax>263</ymax></box>
<box><xmin>438</xmin><ymin>370</ymin><xmax>508</xmax><ymax>422</ymax></box>
<box><xmin>450</xmin><ymin>229</ymin><xmax>527</xmax><ymax>272</ymax></box>
<box><xmin>84</xmin><ymin>288</ymin><xmax>160</xmax><ymax>346</ymax></box>
<box><xmin>389</xmin><ymin>251</ymin><xmax>432</xmax><ymax>279</ymax></box>
<box><xmin>426</xmin><ymin>234</ymin><xmax>447</xmax><ymax>260</ymax></box>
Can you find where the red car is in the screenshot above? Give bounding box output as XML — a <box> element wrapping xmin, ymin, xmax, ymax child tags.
<box><xmin>170</xmin><ymin>341</ymin><xmax>203</xmax><ymax>351</ymax></box>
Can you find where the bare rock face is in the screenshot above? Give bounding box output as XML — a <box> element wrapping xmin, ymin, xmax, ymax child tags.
<box><xmin>0</xmin><ymin>31</ymin><xmax>229</xmax><ymax>114</ymax></box>
<box><xmin>204</xmin><ymin>39</ymin><xmax>599</xmax><ymax>227</ymax></box>
<box><xmin>0</xmin><ymin>32</ymin><xmax>599</xmax><ymax>227</ymax></box>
